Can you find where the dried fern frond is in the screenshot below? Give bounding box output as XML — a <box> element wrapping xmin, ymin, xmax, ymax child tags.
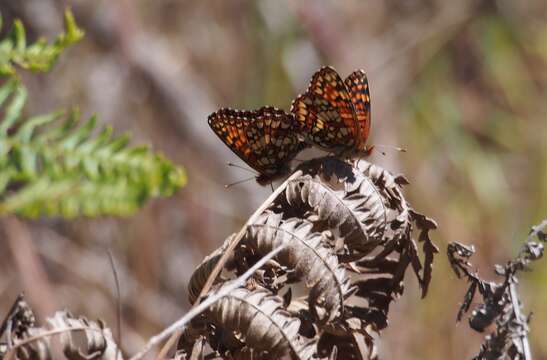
<box><xmin>448</xmin><ymin>220</ymin><xmax>546</xmax><ymax>359</ymax></box>
<box><xmin>188</xmin><ymin>236</ymin><xmax>234</xmax><ymax>305</ymax></box>
<box><xmin>184</xmin><ymin>156</ymin><xmax>438</xmax><ymax>359</ymax></box>
<box><xmin>203</xmin><ymin>284</ymin><xmax>315</xmax><ymax>360</ymax></box>
<box><xmin>356</xmin><ymin>160</ymin><xmax>438</xmax><ymax>297</ymax></box>
<box><xmin>1</xmin><ymin>304</ymin><xmax>121</xmax><ymax>360</ymax></box>
<box><xmin>283</xmin><ymin>158</ymin><xmax>388</xmax><ymax>255</ymax></box>
<box><xmin>243</xmin><ymin>212</ymin><xmax>354</xmax><ymax>324</ymax></box>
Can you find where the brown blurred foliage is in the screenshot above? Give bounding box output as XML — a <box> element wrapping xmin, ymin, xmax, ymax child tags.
<box><xmin>0</xmin><ymin>1</ymin><xmax>545</xmax><ymax>359</ymax></box>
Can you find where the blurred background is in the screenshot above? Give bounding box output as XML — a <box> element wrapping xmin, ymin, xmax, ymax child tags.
<box><xmin>0</xmin><ymin>0</ymin><xmax>546</xmax><ymax>358</ymax></box>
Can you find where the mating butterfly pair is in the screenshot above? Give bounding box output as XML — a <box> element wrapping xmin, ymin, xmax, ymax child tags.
<box><xmin>208</xmin><ymin>66</ymin><xmax>372</xmax><ymax>185</ymax></box>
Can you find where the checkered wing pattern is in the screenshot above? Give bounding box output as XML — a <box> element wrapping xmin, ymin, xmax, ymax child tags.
<box><xmin>291</xmin><ymin>66</ymin><xmax>358</xmax><ymax>151</ymax></box>
<box><xmin>208</xmin><ymin>106</ymin><xmax>306</xmax><ymax>183</ymax></box>
<box><xmin>345</xmin><ymin>70</ymin><xmax>371</xmax><ymax>150</ymax></box>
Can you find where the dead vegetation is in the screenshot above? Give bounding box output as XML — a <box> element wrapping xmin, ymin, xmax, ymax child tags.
<box><xmin>448</xmin><ymin>221</ymin><xmax>547</xmax><ymax>360</ymax></box>
<box><xmin>1</xmin><ymin>157</ymin><xmax>544</xmax><ymax>359</ymax></box>
<box><xmin>179</xmin><ymin>156</ymin><xmax>438</xmax><ymax>359</ymax></box>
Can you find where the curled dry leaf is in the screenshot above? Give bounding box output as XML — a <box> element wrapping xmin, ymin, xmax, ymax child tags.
<box><xmin>243</xmin><ymin>212</ymin><xmax>354</xmax><ymax>324</ymax></box>
<box><xmin>188</xmin><ymin>235</ymin><xmax>234</xmax><ymax>305</ymax></box>
<box><xmin>2</xmin><ymin>309</ymin><xmax>121</xmax><ymax>360</ymax></box>
<box><xmin>284</xmin><ymin>158</ymin><xmax>388</xmax><ymax>255</ymax></box>
<box><xmin>204</xmin><ymin>284</ymin><xmax>315</xmax><ymax>360</ymax></box>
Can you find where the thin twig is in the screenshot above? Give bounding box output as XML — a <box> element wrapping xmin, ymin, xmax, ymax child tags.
<box><xmin>508</xmin><ymin>219</ymin><xmax>547</xmax><ymax>360</ymax></box>
<box><xmin>508</xmin><ymin>282</ymin><xmax>531</xmax><ymax>360</ymax></box>
<box><xmin>107</xmin><ymin>249</ymin><xmax>123</xmax><ymax>359</ymax></box>
<box><xmin>129</xmin><ymin>244</ymin><xmax>287</xmax><ymax>360</ymax></box>
<box><xmin>196</xmin><ymin>170</ymin><xmax>301</xmax><ymax>300</ymax></box>
<box><xmin>154</xmin><ymin>170</ymin><xmax>302</xmax><ymax>359</ymax></box>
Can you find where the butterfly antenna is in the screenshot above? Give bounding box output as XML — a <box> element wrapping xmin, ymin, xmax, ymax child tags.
<box><xmin>227</xmin><ymin>162</ymin><xmax>259</xmax><ymax>175</ymax></box>
<box><xmin>224</xmin><ymin>176</ymin><xmax>256</xmax><ymax>188</ymax></box>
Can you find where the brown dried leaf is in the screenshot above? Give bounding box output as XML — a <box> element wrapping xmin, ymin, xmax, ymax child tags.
<box><xmin>243</xmin><ymin>212</ymin><xmax>354</xmax><ymax>324</ymax></box>
<box><xmin>205</xmin><ymin>284</ymin><xmax>315</xmax><ymax>360</ymax></box>
<box><xmin>410</xmin><ymin>209</ymin><xmax>439</xmax><ymax>297</ymax></box>
<box><xmin>188</xmin><ymin>235</ymin><xmax>234</xmax><ymax>305</ymax></box>
<box><xmin>9</xmin><ymin>311</ymin><xmax>121</xmax><ymax>360</ymax></box>
<box><xmin>284</xmin><ymin>169</ymin><xmax>387</xmax><ymax>254</ymax></box>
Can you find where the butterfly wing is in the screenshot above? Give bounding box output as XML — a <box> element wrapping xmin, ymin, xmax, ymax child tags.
<box><xmin>208</xmin><ymin>107</ymin><xmax>305</xmax><ymax>181</ymax></box>
<box><xmin>291</xmin><ymin>66</ymin><xmax>358</xmax><ymax>151</ymax></box>
<box><xmin>345</xmin><ymin>70</ymin><xmax>371</xmax><ymax>150</ymax></box>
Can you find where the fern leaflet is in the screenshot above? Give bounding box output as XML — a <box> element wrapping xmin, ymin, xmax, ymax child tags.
<box><xmin>0</xmin><ymin>79</ymin><xmax>186</xmax><ymax>217</ymax></box>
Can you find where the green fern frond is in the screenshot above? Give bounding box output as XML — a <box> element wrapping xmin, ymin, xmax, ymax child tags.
<box><xmin>0</xmin><ymin>9</ymin><xmax>84</xmax><ymax>76</ymax></box>
<box><xmin>0</xmin><ymin>79</ymin><xmax>186</xmax><ymax>218</ymax></box>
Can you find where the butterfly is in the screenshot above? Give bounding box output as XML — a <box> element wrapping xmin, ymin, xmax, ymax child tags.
<box><xmin>290</xmin><ymin>66</ymin><xmax>373</xmax><ymax>158</ymax></box>
<box><xmin>208</xmin><ymin>106</ymin><xmax>308</xmax><ymax>186</ymax></box>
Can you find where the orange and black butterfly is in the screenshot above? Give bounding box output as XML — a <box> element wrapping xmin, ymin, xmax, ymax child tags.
<box><xmin>208</xmin><ymin>106</ymin><xmax>308</xmax><ymax>186</ymax></box>
<box><xmin>290</xmin><ymin>66</ymin><xmax>373</xmax><ymax>157</ymax></box>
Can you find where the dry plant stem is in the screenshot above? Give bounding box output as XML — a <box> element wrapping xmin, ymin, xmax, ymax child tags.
<box><xmin>107</xmin><ymin>249</ymin><xmax>123</xmax><ymax>360</ymax></box>
<box><xmin>155</xmin><ymin>170</ymin><xmax>303</xmax><ymax>359</ymax></box>
<box><xmin>130</xmin><ymin>244</ymin><xmax>287</xmax><ymax>360</ymax></box>
<box><xmin>509</xmin><ymin>282</ymin><xmax>531</xmax><ymax>360</ymax></box>
<box><xmin>196</xmin><ymin>170</ymin><xmax>302</xmax><ymax>299</ymax></box>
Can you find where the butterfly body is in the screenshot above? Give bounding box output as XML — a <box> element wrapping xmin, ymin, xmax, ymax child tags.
<box><xmin>291</xmin><ymin>66</ymin><xmax>373</xmax><ymax>158</ymax></box>
<box><xmin>208</xmin><ymin>106</ymin><xmax>307</xmax><ymax>186</ymax></box>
